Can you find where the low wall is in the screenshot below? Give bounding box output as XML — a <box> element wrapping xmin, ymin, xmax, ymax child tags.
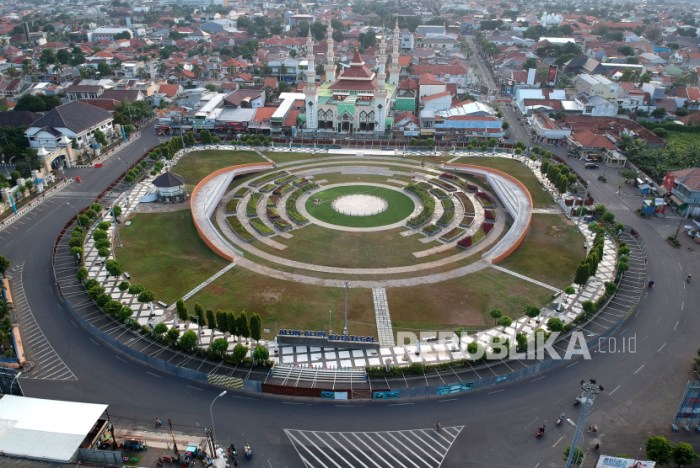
<box><xmin>444</xmin><ymin>163</ymin><xmax>533</xmax><ymax>264</ymax></box>
<box><xmin>190</xmin><ymin>162</ymin><xmax>274</xmax><ymax>262</ymax></box>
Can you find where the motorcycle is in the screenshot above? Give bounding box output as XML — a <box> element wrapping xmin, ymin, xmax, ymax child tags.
<box><xmin>556</xmin><ymin>414</ymin><xmax>565</xmax><ymax>426</ymax></box>
<box><xmin>535</xmin><ymin>425</ymin><xmax>545</xmax><ymax>438</ymax></box>
<box><xmin>244</xmin><ymin>442</ymin><xmax>252</xmax><ymax>460</ymax></box>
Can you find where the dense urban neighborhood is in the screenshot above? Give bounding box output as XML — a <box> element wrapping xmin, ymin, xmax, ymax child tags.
<box><xmin>0</xmin><ymin>0</ymin><xmax>699</xmax><ymax>208</ymax></box>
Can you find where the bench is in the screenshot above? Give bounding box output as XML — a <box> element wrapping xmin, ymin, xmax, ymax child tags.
<box><xmin>157</xmin><ymin>301</ymin><xmax>168</xmax><ymax>308</ymax></box>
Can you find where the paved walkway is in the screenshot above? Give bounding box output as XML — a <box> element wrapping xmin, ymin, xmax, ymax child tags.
<box><xmin>490</xmin><ymin>264</ymin><xmax>560</xmax><ymax>293</ymax></box>
<box><xmin>372</xmin><ymin>288</ymin><xmax>395</xmax><ymax>346</ymax></box>
<box><xmin>176</xmin><ymin>262</ymin><xmax>237</xmax><ymax>307</ymax></box>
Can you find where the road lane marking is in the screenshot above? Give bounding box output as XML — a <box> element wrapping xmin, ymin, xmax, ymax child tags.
<box><xmin>609</xmin><ymin>385</ymin><xmax>621</xmax><ymax>396</ymax></box>
<box><xmin>388</xmin><ymin>402</ymin><xmax>414</xmax><ymax>407</ymax></box>
<box><xmin>115</xmin><ymin>355</ymin><xmax>126</xmax><ymax>363</ymax></box>
<box><xmin>488</xmin><ymin>389</ymin><xmax>504</xmax><ymax>394</ymax></box>
<box><xmin>552</xmin><ymin>435</ymin><xmax>566</xmax><ymax>447</ymax></box>
<box><xmin>674</xmin><ymin>321</ymin><xmax>679</xmax><ymax>332</ymax></box>
<box><xmin>634</xmin><ymin>364</ymin><xmax>645</xmax><ymax>375</ymax></box>
<box><xmin>186</xmin><ymin>385</ymin><xmax>203</xmax><ymax>391</ymax></box>
<box><xmin>146</xmin><ymin>371</ymin><xmax>161</xmax><ymax>378</ymax></box>
<box><xmin>658</xmin><ymin>343</ymin><xmax>666</xmax><ymax>352</ymax></box>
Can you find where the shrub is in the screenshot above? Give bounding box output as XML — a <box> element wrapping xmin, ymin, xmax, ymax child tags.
<box><xmin>118</xmin><ymin>281</ymin><xmax>130</xmax><ymax>291</ymax></box>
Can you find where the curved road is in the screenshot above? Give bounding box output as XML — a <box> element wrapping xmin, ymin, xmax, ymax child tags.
<box><xmin>2</xmin><ymin>121</ymin><xmax>699</xmax><ymax>467</ymax></box>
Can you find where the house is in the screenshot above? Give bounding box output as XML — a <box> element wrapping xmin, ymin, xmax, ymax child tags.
<box><xmin>89</xmin><ymin>27</ymin><xmax>132</xmax><ymax>42</ymax></box>
<box><xmin>567</xmin><ymin>129</ymin><xmax>617</xmax><ymax>157</ymax></box>
<box><xmin>25</xmin><ymin>101</ymin><xmax>114</xmax><ymax>169</ymax></box>
<box><xmin>423</xmin><ymin>101</ymin><xmax>504</xmax><ymax>138</ymax></box>
<box><xmin>577</xmin><ymin>94</ymin><xmax>618</xmax><ymax>117</ymax></box>
<box><xmin>528</xmin><ymin>113</ymin><xmax>572</xmax><ymax>145</ymax></box>
<box><xmin>574</xmin><ymin>74</ymin><xmax>621</xmax><ymax>101</ymax></box>
<box><xmin>223</xmin><ymin>89</ymin><xmax>265</xmax><ymax>109</ymax></box>
<box><xmin>393</xmin><ymin>111</ymin><xmax>420</xmax><ymax>137</ymax></box>
<box><xmin>663</xmin><ymin>167</ymin><xmax>700</xmax><ymax>217</ymax></box>
<box><xmin>0</xmin><ymin>79</ymin><xmax>24</xmax><ymax>98</ymax></box>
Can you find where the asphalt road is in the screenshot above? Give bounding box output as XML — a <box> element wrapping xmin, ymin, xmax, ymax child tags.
<box><xmin>2</xmin><ymin>121</ymin><xmax>699</xmax><ymax>467</ymax></box>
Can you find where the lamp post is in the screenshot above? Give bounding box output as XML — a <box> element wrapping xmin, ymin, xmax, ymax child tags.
<box><xmin>576</xmin><ymin>181</ymin><xmax>590</xmax><ymax>227</ymax></box>
<box><xmin>566</xmin><ymin>379</ymin><xmax>603</xmax><ymax>468</ymax></box>
<box><xmin>209</xmin><ymin>390</ymin><xmax>227</xmax><ymax>458</ymax></box>
<box><xmin>343</xmin><ymin>281</ymin><xmax>349</xmax><ymax>336</ymax></box>
<box><xmin>9</xmin><ymin>371</ymin><xmax>22</xmax><ymax>396</ymax></box>
<box><xmin>66</xmin><ymin>202</ymin><xmax>81</xmax><ymax>228</ymax></box>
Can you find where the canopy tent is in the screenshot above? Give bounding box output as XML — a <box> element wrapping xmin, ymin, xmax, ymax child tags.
<box><xmin>0</xmin><ymin>395</ymin><xmax>107</xmax><ymax>463</ymax></box>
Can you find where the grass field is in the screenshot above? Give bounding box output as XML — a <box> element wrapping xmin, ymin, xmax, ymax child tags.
<box><xmin>305</xmin><ymin>185</ymin><xmax>415</xmax><ymax>227</ymax></box>
<box><xmin>116</xmin><ymin>211</ymin><xmax>229</xmax><ymax>303</ymax></box>
<box><xmin>264</xmin><ymin>225</ymin><xmax>454</xmax><ymax>268</ymax></box>
<box><xmin>455</xmin><ymin>157</ymin><xmax>554</xmax><ymax>208</ymax></box>
<box><xmin>187</xmin><ymin>269</ymin><xmax>377</xmax><ymax>340</ymax></box>
<box><xmin>264</xmin><ymin>151</ymin><xmax>322</xmax><ymax>164</ymax></box>
<box><xmin>388</xmin><ymin>268</ymin><xmax>553</xmax><ymax>332</ymax></box>
<box><xmin>497</xmin><ymin>213</ymin><xmax>585</xmax><ymax>289</ymax></box>
<box><xmin>174</xmin><ymin>149</ymin><xmax>264</xmax><ymax>190</ymax></box>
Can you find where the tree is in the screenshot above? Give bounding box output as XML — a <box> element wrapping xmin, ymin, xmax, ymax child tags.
<box><xmin>547</xmin><ymin>317</ymin><xmax>564</xmax><ymax>332</ymax></box>
<box><xmin>523</xmin><ymin>57</ymin><xmax>537</xmax><ymax>70</ymax></box>
<box><xmin>0</xmin><ymin>256</ymin><xmax>9</xmax><ymax>276</ymax></box>
<box><xmin>651</xmin><ymin>107</ymin><xmax>667</xmax><ymax>119</ymax></box>
<box><xmin>176</xmin><ymin>300</ymin><xmax>188</xmax><ymax>322</ymax></box>
<box><xmin>94</xmin><ymin>129</ymin><xmax>108</xmax><ymax>146</ymax></box>
<box><xmin>563</xmin><ymin>446</ymin><xmax>583</xmax><ymax>465</ymax></box>
<box><xmin>524</xmin><ymin>306</ymin><xmax>540</xmax><ymax>319</ymax></box>
<box><xmin>210</xmin><ymin>337</ymin><xmax>229</xmax><ymax>357</ymax></box>
<box><xmin>672</xmin><ymin>441</ymin><xmax>698</xmax><ymax>466</ymax></box>
<box><xmin>154</xmin><ymin>322</ymin><xmax>168</xmax><ymax>337</ymax></box>
<box><xmin>252</xmin><ymin>344</ymin><xmax>269</xmax><ymax>364</ymax></box>
<box><xmin>97</xmin><ymin>62</ymin><xmax>112</xmax><ymax>77</ymax></box>
<box><xmin>179</xmin><ymin>330</ymin><xmax>198</xmax><ymax>352</ymax></box>
<box><xmin>238</xmin><ymin>312</ymin><xmax>250</xmax><ymax>340</ymax></box>
<box><xmin>194</xmin><ymin>303</ymin><xmax>205</xmax><ymax>328</ymax></box>
<box><xmin>574</xmin><ymin>261</ymin><xmax>590</xmax><ymax>286</ymax></box>
<box><xmin>14</xmin><ymin>94</ymin><xmax>48</xmax><ymax>112</ymax></box>
<box><xmin>499</xmin><ymin>316</ymin><xmax>513</xmax><ymax>331</ymax></box>
<box><xmin>216</xmin><ymin>311</ymin><xmax>228</xmax><ymax>334</ymax></box>
<box><xmin>231</xmin><ymin>343</ymin><xmax>248</xmax><ymax>363</ymax></box>
<box><xmin>490</xmin><ymin>308</ymin><xmax>503</xmax><ymax>325</ymax></box>
<box><xmin>114</xmin><ymin>30</ymin><xmax>132</xmax><ymax>40</ymax></box>
<box><xmin>137</xmin><ymin>291</ymin><xmax>155</xmax><ymax>308</ymax></box>
<box><xmin>646</xmin><ymin>435</ymin><xmax>673</xmax><ymax>464</ymax></box>
<box><xmin>249</xmin><ymin>313</ymin><xmax>262</xmax><ymax>342</ymax></box>
<box><xmin>206</xmin><ymin>309</ymin><xmax>216</xmax><ymax>330</ymax></box>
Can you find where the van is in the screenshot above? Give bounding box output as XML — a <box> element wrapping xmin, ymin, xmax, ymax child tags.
<box><xmin>584</xmin><ymin>163</ymin><xmax>599</xmax><ymax>169</ymax></box>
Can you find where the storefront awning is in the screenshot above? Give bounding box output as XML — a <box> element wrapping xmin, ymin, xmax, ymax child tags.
<box><xmin>669</xmin><ymin>195</ymin><xmax>686</xmax><ymax>207</ymax></box>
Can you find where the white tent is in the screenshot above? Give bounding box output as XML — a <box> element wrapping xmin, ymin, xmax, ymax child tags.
<box><xmin>0</xmin><ymin>395</ymin><xmax>107</xmax><ymax>463</ymax></box>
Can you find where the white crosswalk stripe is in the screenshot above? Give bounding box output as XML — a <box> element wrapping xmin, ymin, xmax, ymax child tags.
<box><xmin>284</xmin><ymin>426</ymin><xmax>464</xmax><ymax>468</ymax></box>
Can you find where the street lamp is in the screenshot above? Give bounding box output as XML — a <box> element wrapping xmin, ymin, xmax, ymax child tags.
<box><xmin>576</xmin><ymin>181</ymin><xmax>590</xmax><ymax>227</ymax></box>
<box><xmin>209</xmin><ymin>390</ymin><xmax>227</xmax><ymax>458</ymax></box>
<box><xmin>343</xmin><ymin>281</ymin><xmax>350</xmax><ymax>336</ymax></box>
<box><xmin>10</xmin><ymin>371</ymin><xmax>22</xmax><ymax>396</ymax></box>
<box><xmin>66</xmin><ymin>202</ymin><xmax>81</xmax><ymax>229</ymax></box>
<box><xmin>566</xmin><ymin>379</ymin><xmax>603</xmax><ymax>468</ymax></box>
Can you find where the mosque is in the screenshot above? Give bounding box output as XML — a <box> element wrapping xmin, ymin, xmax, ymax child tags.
<box><xmin>302</xmin><ymin>22</ymin><xmax>400</xmax><ymax>136</ymax></box>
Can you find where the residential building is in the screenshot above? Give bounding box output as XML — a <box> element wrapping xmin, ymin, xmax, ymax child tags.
<box><xmin>574</xmin><ymin>74</ymin><xmax>621</xmax><ymax>101</ymax></box>
<box><xmin>663</xmin><ymin>167</ymin><xmax>700</xmax><ymax>217</ymax></box>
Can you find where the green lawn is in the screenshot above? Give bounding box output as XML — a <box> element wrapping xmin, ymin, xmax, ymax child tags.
<box><xmin>265</xmin><ymin>225</ymin><xmax>455</xmax><ymax>268</ymax></box>
<box><xmin>264</xmin><ymin>151</ymin><xmax>321</xmax><ymax>164</ymax></box>
<box><xmin>305</xmin><ymin>185</ymin><xmax>415</xmax><ymax>227</ymax></box>
<box><xmin>498</xmin><ymin>213</ymin><xmax>584</xmax><ymax>289</ymax></box>
<box><xmin>455</xmin><ymin>157</ymin><xmax>554</xmax><ymax>208</ymax></box>
<box><xmin>389</xmin><ymin>268</ymin><xmax>553</xmax><ymax>333</ymax></box>
<box><xmin>187</xmin><ymin>268</ymin><xmax>377</xmax><ymax>339</ymax></box>
<box><xmin>174</xmin><ymin>149</ymin><xmax>265</xmax><ymax>189</ymax></box>
<box><xmin>116</xmin><ymin>210</ymin><xmax>228</xmax><ymax>303</ymax></box>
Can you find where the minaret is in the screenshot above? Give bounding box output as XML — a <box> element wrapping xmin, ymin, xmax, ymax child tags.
<box><xmin>374</xmin><ymin>31</ymin><xmax>388</xmax><ymax>136</ymax></box>
<box><xmin>324</xmin><ymin>22</ymin><xmax>336</xmax><ymax>83</ymax></box>
<box><xmin>377</xmin><ymin>29</ymin><xmax>387</xmax><ymax>89</ymax></box>
<box><xmin>388</xmin><ymin>19</ymin><xmax>401</xmax><ymax>85</ymax></box>
<box><xmin>304</xmin><ymin>29</ymin><xmax>318</xmax><ymax>130</ymax></box>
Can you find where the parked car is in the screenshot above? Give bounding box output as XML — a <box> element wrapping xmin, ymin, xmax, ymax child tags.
<box><xmin>584</xmin><ymin>163</ymin><xmax>600</xmax><ymax>169</ymax></box>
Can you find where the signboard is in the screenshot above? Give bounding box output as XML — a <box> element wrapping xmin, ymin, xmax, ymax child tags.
<box><xmin>278</xmin><ymin>329</ymin><xmax>326</xmax><ymax>338</ymax></box>
<box><xmin>373</xmin><ymin>390</ymin><xmax>400</xmax><ymax>399</ymax></box>
<box><xmin>674</xmin><ymin>380</ymin><xmax>700</xmax><ymax>425</ymax></box>
<box><xmin>595</xmin><ymin>455</ymin><xmax>656</xmax><ymax>467</ymax></box>
<box><xmin>436</xmin><ymin>382</ymin><xmax>473</xmax><ymax>395</ymax></box>
<box><xmin>547</xmin><ymin>65</ymin><xmax>558</xmax><ymax>85</ymax></box>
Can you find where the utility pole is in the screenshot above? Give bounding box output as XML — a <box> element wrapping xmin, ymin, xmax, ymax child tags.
<box><xmin>168</xmin><ymin>418</ymin><xmax>179</xmax><ymax>458</ymax></box>
<box><xmin>566</xmin><ymin>379</ymin><xmax>603</xmax><ymax>468</ymax></box>
<box><xmin>343</xmin><ymin>281</ymin><xmax>349</xmax><ymax>336</ymax></box>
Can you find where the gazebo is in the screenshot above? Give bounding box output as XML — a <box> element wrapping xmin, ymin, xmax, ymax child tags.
<box><xmin>152</xmin><ymin>171</ymin><xmax>187</xmax><ymax>203</ymax></box>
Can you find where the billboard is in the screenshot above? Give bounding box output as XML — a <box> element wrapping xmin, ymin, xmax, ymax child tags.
<box><xmin>547</xmin><ymin>65</ymin><xmax>558</xmax><ymax>85</ymax></box>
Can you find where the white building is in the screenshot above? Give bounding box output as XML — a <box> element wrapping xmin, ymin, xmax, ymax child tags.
<box><xmin>88</xmin><ymin>27</ymin><xmax>132</xmax><ymax>42</ymax></box>
<box><xmin>539</xmin><ymin>12</ymin><xmax>563</xmax><ymax>27</ymax></box>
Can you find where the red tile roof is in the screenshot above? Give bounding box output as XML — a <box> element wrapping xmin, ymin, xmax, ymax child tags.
<box><xmin>419</xmin><ymin>73</ymin><xmax>444</xmax><ymax>86</ymax></box>
<box><xmin>423</xmin><ymin>91</ymin><xmax>452</xmax><ymax>102</ymax></box>
<box><xmin>571</xmin><ymin>129</ymin><xmax>616</xmax><ymax>149</ymax></box>
<box><xmin>253</xmin><ymin>106</ymin><xmax>276</xmax><ymax>123</ymax></box>
<box><xmin>329</xmin><ymin>79</ymin><xmax>378</xmax><ymax>91</ymax></box>
<box><xmin>668</xmin><ymin>167</ymin><xmax>700</xmax><ymax>191</ymax></box>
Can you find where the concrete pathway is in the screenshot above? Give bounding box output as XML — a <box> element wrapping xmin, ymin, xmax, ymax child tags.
<box><xmin>489</xmin><ymin>264</ymin><xmax>561</xmax><ymax>293</ymax></box>
<box><xmin>372</xmin><ymin>288</ymin><xmax>395</xmax><ymax>347</ymax></box>
<box><xmin>177</xmin><ymin>262</ymin><xmax>237</xmax><ymax>305</ymax></box>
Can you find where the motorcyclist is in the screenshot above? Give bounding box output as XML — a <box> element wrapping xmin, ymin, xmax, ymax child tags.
<box><xmin>687</xmin><ymin>274</ymin><xmax>692</xmax><ymax>283</ymax></box>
